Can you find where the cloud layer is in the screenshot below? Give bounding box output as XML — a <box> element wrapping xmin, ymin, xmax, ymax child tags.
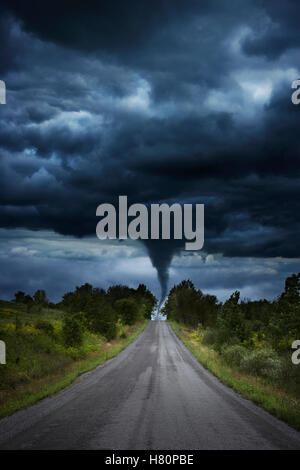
<box><xmin>0</xmin><ymin>1</ymin><xmax>299</xmax><ymax>300</ymax></box>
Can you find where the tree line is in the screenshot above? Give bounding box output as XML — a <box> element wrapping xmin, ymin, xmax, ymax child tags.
<box><xmin>14</xmin><ymin>283</ymin><xmax>157</xmax><ymax>345</ymax></box>
<box><xmin>163</xmin><ymin>273</ymin><xmax>300</xmax><ymax>391</ymax></box>
<box><xmin>163</xmin><ymin>273</ymin><xmax>300</xmax><ymax>352</ymax></box>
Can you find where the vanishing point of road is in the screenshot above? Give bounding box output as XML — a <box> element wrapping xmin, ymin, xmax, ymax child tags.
<box><xmin>0</xmin><ymin>321</ymin><xmax>300</xmax><ymax>449</ymax></box>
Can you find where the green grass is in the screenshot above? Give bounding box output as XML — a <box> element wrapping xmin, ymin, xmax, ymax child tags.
<box><xmin>0</xmin><ymin>301</ymin><xmax>148</xmax><ymax>419</ymax></box>
<box><xmin>0</xmin><ymin>300</ymin><xmax>65</xmax><ymax>323</ymax></box>
<box><xmin>169</xmin><ymin>320</ymin><xmax>300</xmax><ymax>432</ymax></box>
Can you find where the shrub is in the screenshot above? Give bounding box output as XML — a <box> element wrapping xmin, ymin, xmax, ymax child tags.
<box><xmin>202</xmin><ymin>328</ymin><xmax>219</xmax><ymax>346</ymax></box>
<box><xmin>103</xmin><ymin>321</ymin><xmax>118</xmax><ymax>341</ymax></box>
<box><xmin>202</xmin><ymin>327</ymin><xmax>239</xmax><ymax>352</ymax></box>
<box><xmin>222</xmin><ymin>344</ymin><xmax>248</xmax><ymax>367</ymax></box>
<box><xmin>214</xmin><ymin>329</ymin><xmax>240</xmax><ymax>352</ymax></box>
<box><xmin>277</xmin><ymin>355</ymin><xmax>300</xmax><ymax>385</ymax></box>
<box><xmin>196</xmin><ymin>323</ymin><xmax>205</xmax><ymax>342</ymax></box>
<box><xmin>240</xmin><ymin>348</ymin><xmax>281</xmax><ymax>379</ymax></box>
<box><xmin>34</xmin><ymin>319</ymin><xmax>55</xmax><ymax>337</ymax></box>
<box><xmin>115</xmin><ymin>298</ymin><xmax>139</xmax><ymax>325</ymax></box>
<box><xmin>62</xmin><ymin>312</ymin><xmax>85</xmax><ymax>347</ymax></box>
<box><xmin>85</xmin><ymin>298</ymin><xmax>117</xmax><ymax>339</ymax></box>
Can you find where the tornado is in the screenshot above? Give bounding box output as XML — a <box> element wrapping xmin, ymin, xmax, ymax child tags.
<box><xmin>143</xmin><ymin>239</ymin><xmax>184</xmax><ymax>307</ymax></box>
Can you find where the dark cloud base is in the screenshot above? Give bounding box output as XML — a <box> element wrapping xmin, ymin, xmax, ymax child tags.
<box><xmin>0</xmin><ymin>1</ymin><xmax>299</xmax><ymax>299</ymax></box>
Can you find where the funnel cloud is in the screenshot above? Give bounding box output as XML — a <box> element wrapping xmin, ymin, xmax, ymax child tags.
<box><xmin>143</xmin><ymin>239</ymin><xmax>184</xmax><ymax>305</ymax></box>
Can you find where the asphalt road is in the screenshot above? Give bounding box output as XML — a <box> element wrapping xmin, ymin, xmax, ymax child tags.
<box><xmin>0</xmin><ymin>321</ymin><xmax>300</xmax><ymax>449</ymax></box>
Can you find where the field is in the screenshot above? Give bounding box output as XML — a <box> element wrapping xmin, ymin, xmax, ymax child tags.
<box><xmin>0</xmin><ymin>300</ymin><xmax>147</xmax><ymax>418</ymax></box>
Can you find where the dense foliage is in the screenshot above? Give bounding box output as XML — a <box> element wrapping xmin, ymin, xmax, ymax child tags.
<box><xmin>13</xmin><ymin>282</ymin><xmax>157</xmax><ymax>344</ymax></box>
<box><xmin>164</xmin><ymin>274</ymin><xmax>300</xmax><ymax>349</ymax></box>
<box><xmin>163</xmin><ymin>274</ymin><xmax>300</xmax><ymax>391</ymax></box>
<box><xmin>163</xmin><ymin>280</ymin><xmax>219</xmax><ymax>328</ymax></box>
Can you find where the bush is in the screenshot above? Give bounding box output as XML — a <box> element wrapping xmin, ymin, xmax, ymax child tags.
<box><xmin>85</xmin><ymin>299</ymin><xmax>118</xmax><ymax>340</ymax></box>
<box><xmin>202</xmin><ymin>328</ymin><xmax>219</xmax><ymax>346</ymax></box>
<box><xmin>202</xmin><ymin>327</ymin><xmax>239</xmax><ymax>351</ymax></box>
<box><xmin>196</xmin><ymin>323</ymin><xmax>205</xmax><ymax>342</ymax></box>
<box><xmin>240</xmin><ymin>348</ymin><xmax>281</xmax><ymax>379</ymax></box>
<box><xmin>62</xmin><ymin>312</ymin><xmax>85</xmax><ymax>347</ymax></box>
<box><xmin>222</xmin><ymin>344</ymin><xmax>248</xmax><ymax>367</ymax></box>
<box><xmin>277</xmin><ymin>355</ymin><xmax>300</xmax><ymax>386</ymax></box>
<box><xmin>103</xmin><ymin>321</ymin><xmax>118</xmax><ymax>341</ymax></box>
<box><xmin>115</xmin><ymin>298</ymin><xmax>139</xmax><ymax>325</ymax></box>
<box><xmin>34</xmin><ymin>319</ymin><xmax>55</xmax><ymax>337</ymax></box>
<box><xmin>215</xmin><ymin>329</ymin><xmax>240</xmax><ymax>352</ymax></box>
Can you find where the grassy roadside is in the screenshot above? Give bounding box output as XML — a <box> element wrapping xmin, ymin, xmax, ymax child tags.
<box><xmin>169</xmin><ymin>320</ymin><xmax>300</xmax><ymax>431</ymax></box>
<box><xmin>0</xmin><ymin>319</ymin><xmax>148</xmax><ymax>419</ymax></box>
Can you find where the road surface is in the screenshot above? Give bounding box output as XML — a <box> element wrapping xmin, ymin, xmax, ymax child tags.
<box><xmin>0</xmin><ymin>321</ymin><xmax>300</xmax><ymax>449</ymax></box>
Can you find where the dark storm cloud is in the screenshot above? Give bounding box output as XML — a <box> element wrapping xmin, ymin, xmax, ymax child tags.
<box><xmin>2</xmin><ymin>1</ymin><xmax>234</xmax><ymax>55</ymax></box>
<box><xmin>242</xmin><ymin>0</ymin><xmax>300</xmax><ymax>59</ymax></box>
<box><xmin>0</xmin><ymin>1</ymin><xmax>300</xmax><ymax>299</ymax></box>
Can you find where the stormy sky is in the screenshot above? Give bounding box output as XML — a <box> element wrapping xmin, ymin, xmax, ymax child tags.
<box><xmin>0</xmin><ymin>0</ymin><xmax>299</xmax><ymax>302</ymax></box>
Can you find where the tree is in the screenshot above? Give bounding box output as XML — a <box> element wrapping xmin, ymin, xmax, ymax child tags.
<box><xmin>14</xmin><ymin>292</ymin><xmax>34</xmax><ymax>309</ymax></box>
<box><xmin>115</xmin><ymin>298</ymin><xmax>139</xmax><ymax>325</ymax></box>
<box><xmin>135</xmin><ymin>284</ymin><xmax>157</xmax><ymax>318</ymax></box>
<box><xmin>14</xmin><ymin>291</ymin><xmax>27</xmax><ymax>303</ymax></box>
<box><xmin>61</xmin><ymin>284</ymin><xmax>104</xmax><ymax>312</ymax></box>
<box><xmin>59</xmin><ymin>282</ymin><xmax>156</xmax><ymax>337</ymax></box>
<box><xmin>218</xmin><ymin>291</ymin><xmax>251</xmax><ymax>342</ymax></box>
<box><xmin>280</xmin><ymin>273</ymin><xmax>300</xmax><ymax>304</ymax></box>
<box><xmin>33</xmin><ymin>289</ymin><xmax>48</xmax><ymax>306</ymax></box>
<box><xmin>107</xmin><ymin>285</ymin><xmax>135</xmax><ymax>304</ymax></box>
<box><xmin>62</xmin><ymin>312</ymin><xmax>85</xmax><ymax>347</ymax></box>
<box><xmin>85</xmin><ymin>298</ymin><xmax>117</xmax><ymax>340</ymax></box>
<box><xmin>162</xmin><ymin>280</ymin><xmax>218</xmax><ymax>327</ymax></box>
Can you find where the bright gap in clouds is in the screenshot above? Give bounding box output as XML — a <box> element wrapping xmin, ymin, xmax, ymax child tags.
<box><xmin>0</xmin><ymin>228</ymin><xmax>299</xmax><ymax>303</ymax></box>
